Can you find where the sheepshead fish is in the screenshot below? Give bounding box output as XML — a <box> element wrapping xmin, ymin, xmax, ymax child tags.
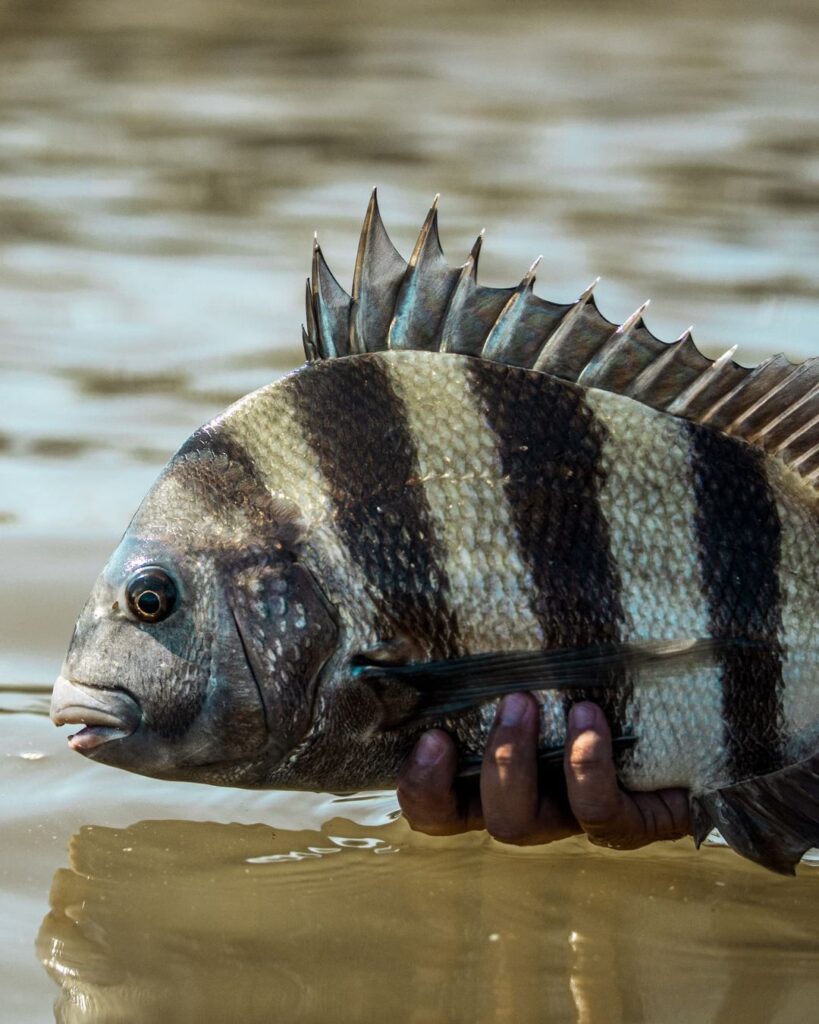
<box><xmin>51</xmin><ymin>192</ymin><xmax>819</xmax><ymax>874</ymax></box>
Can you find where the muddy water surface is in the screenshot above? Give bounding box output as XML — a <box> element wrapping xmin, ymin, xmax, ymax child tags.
<box><xmin>1</xmin><ymin>1</ymin><xmax>818</xmax><ymax>1021</ymax></box>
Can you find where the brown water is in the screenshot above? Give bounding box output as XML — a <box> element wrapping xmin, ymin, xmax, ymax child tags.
<box><xmin>1</xmin><ymin>1</ymin><xmax>818</xmax><ymax>1021</ymax></box>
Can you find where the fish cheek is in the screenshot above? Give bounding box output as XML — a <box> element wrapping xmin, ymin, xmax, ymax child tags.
<box><xmin>117</xmin><ymin>614</ymin><xmax>211</xmax><ymax>742</ymax></box>
<box><xmin>225</xmin><ymin>552</ymin><xmax>339</xmax><ymax>763</ymax></box>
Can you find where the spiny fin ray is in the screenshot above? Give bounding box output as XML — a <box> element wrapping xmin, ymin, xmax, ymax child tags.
<box><xmin>350</xmin><ymin>189</ymin><xmax>407</xmax><ymax>353</ymax></box>
<box><xmin>310</xmin><ymin>240</ymin><xmax>352</xmax><ymax>359</ymax></box>
<box><xmin>389</xmin><ymin>199</ymin><xmax>461</xmax><ymax>351</ymax></box>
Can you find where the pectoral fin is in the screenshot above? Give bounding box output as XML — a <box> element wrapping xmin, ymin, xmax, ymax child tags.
<box><xmin>353</xmin><ymin>637</ymin><xmax>742</xmax><ymax>728</ymax></box>
<box><xmin>691</xmin><ymin>751</ymin><xmax>819</xmax><ymax>875</ymax></box>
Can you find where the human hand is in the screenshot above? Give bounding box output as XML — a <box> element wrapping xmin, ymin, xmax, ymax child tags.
<box><xmin>396</xmin><ymin>694</ymin><xmax>690</xmax><ymax>849</ymax></box>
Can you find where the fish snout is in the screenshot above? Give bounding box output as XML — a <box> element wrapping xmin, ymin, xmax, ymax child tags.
<box><xmin>51</xmin><ymin>676</ymin><xmax>141</xmax><ymax>753</ymax></box>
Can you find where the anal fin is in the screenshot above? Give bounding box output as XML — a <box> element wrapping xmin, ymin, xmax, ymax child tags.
<box><xmin>691</xmin><ymin>751</ymin><xmax>819</xmax><ymax>875</ymax></box>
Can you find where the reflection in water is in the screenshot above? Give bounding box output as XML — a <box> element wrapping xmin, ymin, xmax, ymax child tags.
<box><xmin>38</xmin><ymin>821</ymin><xmax>818</xmax><ymax>1024</ymax></box>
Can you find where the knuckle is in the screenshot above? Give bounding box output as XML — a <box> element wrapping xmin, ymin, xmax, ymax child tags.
<box><xmin>658</xmin><ymin>793</ymin><xmax>691</xmax><ymax>838</ymax></box>
<box><xmin>484</xmin><ymin>809</ymin><xmax>546</xmax><ymax>845</ymax></box>
<box><xmin>395</xmin><ymin>775</ymin><xmax>418</xmax><ymax>800</ymax></box>
<box><xmin>657</xmin><ymin>816</ymin><xmax>690</xmax><ymax>841</ymax></box>
<box><xmin>396</xmin><ymin>773</ymin><xmax>436</xmax><ymax>808</ymax></box>
<box><xmin>407</xmin><ymin>818</ymin><xmax>456</xmax><ymax>837</ymax></box>
<box><xmin>487</xmin><ymin>824</ymin><xmax>531</xmax><ymax>846</ymax></box>
<box><xmin>571</xmin><ymin>798</ymin><xmax>615</xmax><ymax>829</ymax></box>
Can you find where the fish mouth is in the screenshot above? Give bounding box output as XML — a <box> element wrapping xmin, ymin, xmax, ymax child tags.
<box><xmin>51</xmin><ymin>676</ymin><xmax>141</xmax><ymax>754</ymax></box>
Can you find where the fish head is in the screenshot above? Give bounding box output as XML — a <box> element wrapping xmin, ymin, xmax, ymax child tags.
<box><xmin>51</xmin><ymin>440</ymin><xmax>339</xmax><ymax>786</ymax></box>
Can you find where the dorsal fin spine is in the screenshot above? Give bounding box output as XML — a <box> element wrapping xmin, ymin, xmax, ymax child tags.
<box><xmin>479</xmin><ymin>259</ymin><xmax>541</xmax><ymax>362</ymax></box>
<box><xmin>665</xmin><ymin>344</ymin><xmax>738</xmax><ymax>417</ymax></box>
<box><xmin>311</xmin><ymin>238</ymin><xmax>350</xmax><ymax>359</ymax></box>
<box><xmin>747</xmin><ymin>380</ymin><xmax>819</xmax><ymax>444</ymax></box>
<box><xmin>788</xmin><ymin>435</ymin><xmax>819</xmax><ymax>471</ymax></box>
<box><xmin>388</xmin><ymin>197</ymin><xmax>457</xmax><ymax>352</ymax></box>
<box><xmin>626</xmin><ymin>329</ymin><xmax>691</xmax><ymax>402</ymax></box>
<box><xmin>531</xmin><ymin>279</ymin><xmax>598</xmax><ymax>373</ymax></box>
<box><xmin>575</xmin><ymin>297</ymin><xmax>648</xmax><ymax>386</ymax></box>
<box><xmin>773</xmin><ymin>409</ymin><xmax>819</xmax><ymax>457</ymax></box>
<box><xmin>438</xmin><ymin>240</ymin><xmax>481</xmax><ymax>354</ymax></box>
<box><xmin>303</xmin><ymin>278</ymin><xmax>319</xmax><ymax>359</ymax></box>
<box><xmin>408</xmin><ymin>195</ymin><xmax>442</xmax><ymax>268</ymax></box>
<box><xmin>699</xmin><ymin>351</ymin><xmax>769</xmax><ymax>424</ymax></box>
<box><xmin>470</xmin><ymin>229</ymin><xmax>485</xmax><ymax>266</ymax></box>
<box><xmin>350</xmin><ymin>188</ymin><xmax>407</xmax><ymax>353</ymax></box>
<box><xmin>725</xmin><ymin>363</ymin><xmax>805</xmax><ymax>435</ymax></box>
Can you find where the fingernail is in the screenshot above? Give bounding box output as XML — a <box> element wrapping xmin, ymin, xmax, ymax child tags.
<box><xmin>413</xmin><ymin>732</ymin><xmax>445</xmax><ymax>767</ymax></box>
<box><xmin>570</xmin><ymin>702</ymin><xmax>596</xmax><ymax>731</ymax></box>
<box><xmin>499</xmin><ymin>693</ymin><xmax>530</xmax><ymax>727</ymax></box>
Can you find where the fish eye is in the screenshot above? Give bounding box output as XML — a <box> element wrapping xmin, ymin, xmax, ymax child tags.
<box><xmin>125</xmin><ymin>567</ymin><xmax>178</xmax><ymax>624</ymax></box>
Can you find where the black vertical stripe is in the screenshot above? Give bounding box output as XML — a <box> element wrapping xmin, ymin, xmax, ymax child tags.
<box><xmin>467</xmin><ymin>360</ymin><xmax>629</xmax><ymax>733</ymax></box>
<box><xmin>290</xmin><ymin>355</ymin><xmax>460</xmax><ymax>658</ymax></box>
<box><xmin>688</xmin><ymin>423</ymin><xmax>785</xmax><ymax>781</ymax></box>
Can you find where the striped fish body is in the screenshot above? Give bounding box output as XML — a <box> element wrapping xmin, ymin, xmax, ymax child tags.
<box><xmin>220</xmin><ymin>349</ymin><xmax>819</xmax><ymax>801</ymax></box>
<box><xmin>52</xmin><ymin>196</ymin><xmax>819</xmax><ymax>873</ymax></box>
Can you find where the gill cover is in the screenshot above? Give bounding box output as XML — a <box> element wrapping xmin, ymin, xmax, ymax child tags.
<box><xmin>226</xmin><ymin>546</ymin><xmax>339</xmax><ymax>761</ymax></box>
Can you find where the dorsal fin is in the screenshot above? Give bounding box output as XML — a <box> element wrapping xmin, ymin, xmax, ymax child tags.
<box><xmin>303</xmin><ymin>195</ymin><xmax>819</xmax><ymax>488</ymax></box>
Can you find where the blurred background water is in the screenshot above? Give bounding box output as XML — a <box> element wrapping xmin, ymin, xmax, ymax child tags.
<box><xmin>0</xmin><ymin>0</ymin><xmax>817</xmax><ymax>1021</ymax></box>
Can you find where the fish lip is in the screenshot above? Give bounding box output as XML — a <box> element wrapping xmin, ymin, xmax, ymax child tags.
<box><xmin>51</xmin><ymin>675</ymin><xmax>141</xmax><ymax>752</ymax></box>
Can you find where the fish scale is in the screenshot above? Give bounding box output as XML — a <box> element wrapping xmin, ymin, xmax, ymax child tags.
<box><xmin>51</xmin><ymin>194</ymin><xmax>819</xmax><ymax>874</ymax></box>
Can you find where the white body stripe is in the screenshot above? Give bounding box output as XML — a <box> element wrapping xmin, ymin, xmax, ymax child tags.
<box><xmin>585</xmin><ymin>388</ymin><xmax>728</xmax><ymax>790</ymax></box>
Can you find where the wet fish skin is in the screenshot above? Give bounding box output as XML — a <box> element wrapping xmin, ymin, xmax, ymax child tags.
<box><xmin>57</xmin><ymin>349</ymin><xmax>819</xmax><ymax>786</ymax></box>
<box><xmin>52</xmin><ymin>198</ymin><xmax>819</xmax><ymax>872</ymax></box>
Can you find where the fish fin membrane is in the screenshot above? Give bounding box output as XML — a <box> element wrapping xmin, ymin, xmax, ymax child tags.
<box><xmin>302</xmin><ymin>191</ymin><xmax>819</xmax><ymax>488</ymax></box>
<box><xmin>691</xmin><ymin>751</ymin><xmax>819</xmax><ymax>875</ymax></box>
<box><xmin>352</xmin><ymin>637</ymin><xmax>750</xmax><ymax>728</ymax></box>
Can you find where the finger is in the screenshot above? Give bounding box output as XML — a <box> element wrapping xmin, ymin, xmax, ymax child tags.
<box><xmin>480</xmin><ymin>693</ymin><xmax>542</xmax><ymax>845</ymax></box>
<box><xmin>631</xmin><ymin>789</ymin><xmax>692</xmax><ymax>841</ymax></box>
<box><xmin>564</xmin><ymin>702</ymin><xmax>638</xmax><ymax>847</ymax></box>
<box><xmin>397</xmin><ymin>730</ymin><xmax>481</xmax><ymax>835</ymax></box>
<box><xmin>655</xmin><ymin>788</ymin><xmax>691</xmax><ymax>836</ymax></box>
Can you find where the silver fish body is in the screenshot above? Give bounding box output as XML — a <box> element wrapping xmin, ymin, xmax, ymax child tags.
<box><xmin>52</xmin><ymin>194</ymin><xmax>819</xmax><ymax>873</ymax></box>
